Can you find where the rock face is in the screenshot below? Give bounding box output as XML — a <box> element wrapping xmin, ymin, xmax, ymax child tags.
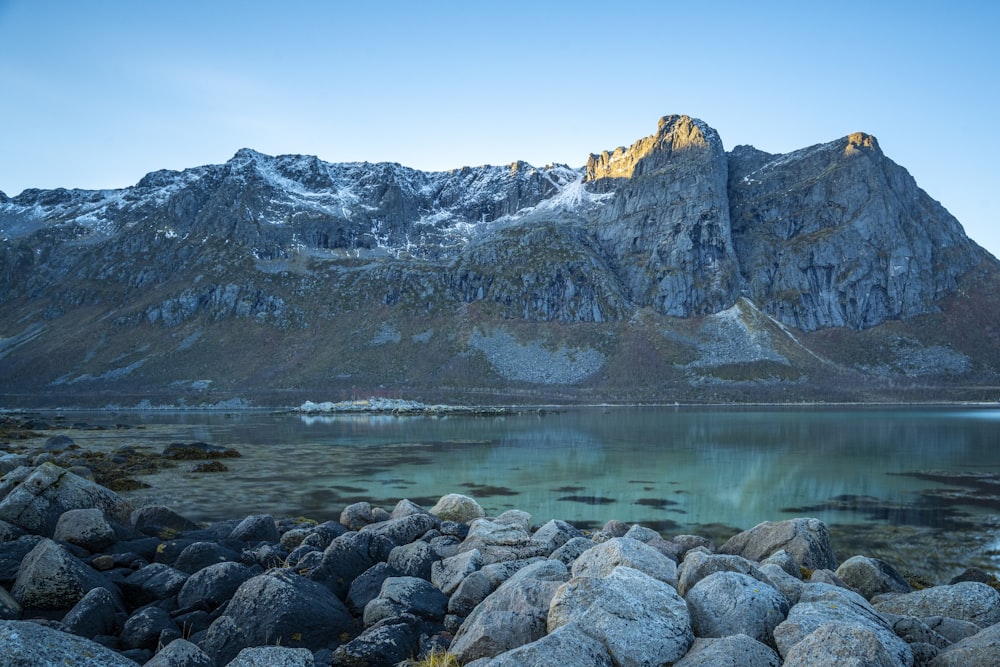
<box><xmin>1</xmin><ymin>114</ymin><xmax>998</xmax><ymax>406</ymax></box>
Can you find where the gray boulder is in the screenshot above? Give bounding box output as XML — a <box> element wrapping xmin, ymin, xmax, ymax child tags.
<box><xmin>676</xmin><ymin>549</ymin><xmax>773</xmax><ymax>596</ymax></box>
<box><xmin>177</xmin><ymin>561</ymin><xmax>255</xmax><ymax>610</ymax></box>
<box><xmin>0</xmin><ymin>619</ymin><xmax>137</xmax><ymax>666</ymax></box>
<box><xmin>202</xmin><ymin>570</ymin><xmax>353</xmax><ymax>665</ymax></box>
<box><xmin>431</xmin><ymin>547</ymin><xmax>483</xmax><ymax>595</ymax></box>
<box><xmin>835</xmin><ymin>555</ymin><xmax>911</xmax><ymax>599</ymax></box>
<box><xmin>928</xmin><ymin>620</ymin><xmax>1000</xmax><ymax>666</ymax></box>
<box><xmin>347</xmin><ymin>562</ymin><xmax>401</xmax><ymax>615</ymax></box>
<box><xmin>532</xmin><ymin>519</ymin><xmax>585</xmax><ymax>554</ymax></box>
<box><xmin>450</xmin><ymin>559</ymin><xmax>568</xmax><ymax>663</ymax></box>
<box><xmin>429</xmin><ymin>493</ymin><xmax>485</xmax><ymax>523</ymax></box>
<box><xmin>774</xmin><ymin>583</ymin><xmax>912</xmax><ymax>666</ymax></box>
<box><xmin>468</xmin><ymin>623</ymin><xmax>612</xmax><ymax>667</ymax></box>
<box><xmin>460</xmin><ymin>517</ymin><xmax>547</xmax><ymax>564</ymax></box>
<box><xmin>387</xmin><ymin>539</ymin><xmax>437</xmax><ymax>579</ymax></box>
<box><xmin>685</xmin><ymin>571</ymin><xmax>789</xmax><ymax>644</ymax></box>
<box><xmin>0</xmin><ymin>463</ymin><xmax>131</xmax><ymax>536</ymax></box>
<box><xmin>719</xmin><ymin>518</ymin><xmax>837</xmax><ymax>571</ymax></box>
<box><xmin>571</xmin><ymin>536</ymin><xmax>677</xmax><ymax>586</ymax></box>
<box><xmin>120</xmin><ymin>562</ymin><xmax>189</xmax><ymax>607</ymax></box>
<box><xmin>448</xmin><ymin>569</ymin><xmax>495</xmax><ymax>617</ymax></box>
<box><xmin>362</xmin><ymin>575</ymin><xmax>448</xmax><ymax>626</ymax></box>
<box><xmin>548</xmin><ymin>565</ymin><xmax>694</xmax><ymax>667</ymax></box>
<box><xmin>759</xmin><ymin>562</ymin><xmax>805</xmax><ymax>606</ymax></box>
<box><xmin>173</xmin><ymin>540</ymin><xmax>242</xmax><ymax>573</ymax></box>
<box><xmin>360</xmin><ymin>512</ymin><xmax>440</xmax><ymax>547</ymax></box>
<box><xmin>340</xmin><ymin>501</ymin><xmax>377</xmax><ymax>530</ymax></box>
<box><xmin>53</xmin><ymin>507</ymin><xmax>118</xmax><ymax>552</ymax></box>
<box><xmin>226</xmin><ymin>645</ymin><xmax>315</xmax><ymax>666</ymax></box>
<box><xmin>12</xmin><ymin>538</ymin><xmax>110</xmax><ymax>609</ymax></box>
<box><xmin>143</xmin><ymin>638</ymin><xmax>215</xmax><ymax>667</ymax></box>
<box><xmin>674</xmin><ymin>634</ymin><xmax>781</xmax><ymax>667</ymax></box>
<box><xmin>782</xmin><ymin>622</ymin><xmax>901</xmax><ymax>667</ymax></box>
<box><xmin>549</xmin><ymin>536</ymin><xmax>595</xmax><ymax>566</ymax></box>
<box><xmin>307</xmin><ymin>529</ymin><xmax>395</xmax><ymax>598</ymax></box>
<box><xmin>390</xmin><ymin>498</ymin><xmax>426</xmax><ymax>519</ymax></box>
<box><xmin>923</xmin><ymin>615</ymin><xmax>983</xmax><ymax>644</ymax></box>
<box><xmin>121</xmin><ymin>605</ymin><xmax>178</xmax><ymax>650</ymax></box>
<box><xmin>873</xmin><ymin>581</ymin><xmax>1000</xmax><ymax>627</ymax></box>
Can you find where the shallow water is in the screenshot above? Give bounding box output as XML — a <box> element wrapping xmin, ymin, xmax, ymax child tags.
<box><xmin>26</xmin><ymin>405</ymin><xmax>1000</xmax><ymax>581</ymax></box>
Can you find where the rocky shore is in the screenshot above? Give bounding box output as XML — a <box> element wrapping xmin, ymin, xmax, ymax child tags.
<box><xmin>2</xmin><ymin>424</ymin><xmax>1000</xmax><ymax>665</ymax></box>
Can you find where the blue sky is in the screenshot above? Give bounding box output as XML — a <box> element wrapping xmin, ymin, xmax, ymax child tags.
<box><xmin>1</xmin><ymin>1</ymin><xmax>997</xmax><ymax>257</ymax></box>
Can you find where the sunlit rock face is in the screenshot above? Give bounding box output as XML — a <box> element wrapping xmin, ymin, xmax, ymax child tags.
<box><xmin>727</xmin><ymin>133</ymin><xmax>988</xmax><ymax>330</ymax></box>
<box><xmin>587</xmin><ymin>115</ymin><xmax>741</xmax><ymax>316</ymax></box>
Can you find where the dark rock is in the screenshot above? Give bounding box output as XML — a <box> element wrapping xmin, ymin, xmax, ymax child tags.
<box><xmin>448</xmin><ymin>569</ymin><xmax>494</xmax><ymax>617</ymax></box>
<box><xmin>308</xmin><ymin>530</ymin><xmax>395</xmax><ymax>599</ymax></box>
<box><xmin>361</xmin><ymin>512</ymin><xmax>440</xmax><ymax>547</ymax></box>
<box><xmin>340</xmin><ymin>502</ymin><xmax>377</xmax><ymax>531</ymax></box>
<box><xmin>0</xmin><ymin>585</ymin><xmax>20</xmax><ymax>620</ymax></box>
<box><xmin>228</xmin><ymin>514</ymin><xmax>279</xmax><ymax>544</ymax></box>
<box><xmin>548</xmin><ymin>536</ymin><xmax>594</xmax><ymax>566</ymax></box>
<box><xmin>173</xmin><ymin>540</ymin><xmax>242</xmax><ymax>573</ymax></box>
<box><xmin>131</xmin><ymin>506</ymin><xmax>201</xmax><ymax>537</ymax></box>
<box><xmin>41</xmin><ymin>434</ymin><xmax>77</xmax><ymax>452</ymax></box>
<box><xmin>176</xmin><ymin>561</ymin><xmax>255</xmax><ymax>610</ymax></box>
<box><xmin>929</xmin><ymin>620</ymin><xmax>1000</xmax><ymax>666</ymax></box>
<box><xmin>120</xmin><ymin>562</ymin><xmax>189</xmax><ymax>608</ymax></box>
<box><xmin>0</xmin><ymin>534</ymin><xmax>43</xmax><ymax>584</ymax></box>
<box><xmin>52</xmin><ymin>507</ymin><xmax>117</xmax><ymax>552</ymax></box>
<box><xmin>331</xmin><ymin>613</ymin><xmax>421</xmax><ymax>667</ymax></box>
<box><xmin>121</xmin><ymin>605</ymin><xmax>179</xmax><ymax>650</ymax></box>
<box><xmin>162</xmin><ymin>442</ymin><xmax>240</xmax><ymax>460</ymax></box>
<box><xmin>201</xmin><ymin>569</ymin><xmax>354</xmax><ymax>665</ymax></box>
<box><xmin>61</xmin><ymin>586</ymin><xmax>125</xmax><ymax>638</ymax></box>
<box><xmin>363</xmin><ymin>576</ymin><xmax>448</xmax><ymax>626</ymax></box>
<box><xmin>347</xmin><ymin>562</ymin><xmax>401</xmax><ymax>615</ymax></box>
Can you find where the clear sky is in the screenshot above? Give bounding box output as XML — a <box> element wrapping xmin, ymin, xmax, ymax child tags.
<box><xmin>1</xmin><ymin>1</ymin><xmax>997</xmax><ymax>257</ymax></box>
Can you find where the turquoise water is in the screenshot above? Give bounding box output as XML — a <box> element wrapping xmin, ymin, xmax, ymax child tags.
<box><xmin>35</xmin><ymin>405</ymin><xmax>1000</xmax><ymax>578</ymax></box>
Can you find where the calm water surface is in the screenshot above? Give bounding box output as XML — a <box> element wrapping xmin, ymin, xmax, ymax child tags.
<box><xmin>41</xmin><ymin>406</ymin><xmax>1000</xmax><ymax>580</ymax></box>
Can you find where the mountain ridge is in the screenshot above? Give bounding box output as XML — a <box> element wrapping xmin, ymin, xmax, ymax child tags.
<box><xmin>1</xmin><ymin>115</ymin><xmax>998</xmax><ymax>407</ymax></box>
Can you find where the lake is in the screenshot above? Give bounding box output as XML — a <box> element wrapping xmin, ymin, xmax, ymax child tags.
<box><xmin>32</xmin><ymin>405</ymin><xmax>1000</xmax><ymax>582</ymax></box>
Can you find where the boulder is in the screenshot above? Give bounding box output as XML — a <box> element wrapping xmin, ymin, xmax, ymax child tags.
<box><xmin>429</xmin><ymin>494</ymin><xmax>485</xmax><ymax>523</ymax></box>
<box><xmin>226</xmin><ymin>645</ymin><xmax>315</xmax><ymax>666</ymax></box>
<box><xmin>390</xmin><ymin>498</ymin><xmax>427</xmax><ymax>519</ymax></box>
<box><xmin>362</xmin><ymin>576</ymin><xmax>448</xmax><ymax>626</ymax></box>
<box><xmin>773</xmin><ymin>583</ymin><xmax>911</xmax><ymax>666</ymax></box>
<box><xmin>121</xmin><ymin>605</ymin><xmax>178</xmax><ymax>650</ymax></box>
<box><xmin>759</xmin><ymin>562</ymin><xmax>805</xmax><ymax>606</ymax></box>
<box><xmin>467</xmin><ymin>623</ymin><xmax>612</xmax><ymax>667</ymax></box>
<box><xmin>928</xmin><ymin>620</ymin><xmax>1000</xmax><ymax>666</ymax></box>
<box><xmin>673</xmin><ymin>635</ymin><xmax>781</xmax><ymax>667</ymax></box>
<box><xmin>835</xmin><ymin>555</ymin><xmax>911</xmax><ymax>600</ymax></box>
<box><xmin>531</xmin><ymin>519</ymin><xmax>584</xmax><ymax>554</ymax></box>
<box><xmin>719</xmin><ymin>518</ymin><xmax>837</xmax><ymax>571</ymax></box>
<box><xmin>330</xmin><ymin>614</ymin><xmax>422</xmax><ymax>667</ymax></box>
<box><xmin>173</xmin><ymin>540</ymin><xmax>243</xmax><ymax>573</ymax></box>
<box><xmin>307</xmin><ymin>530</ymin><xmax>395</xmax><ymax>599</ymax></box>
<box><xmin>12</xmin><ymin>537</ymin><xmax>110</xmax><ymax>609</ymax></box>
<box><xmin>676</xmin><ymin>549</ymin><xmax>773</xmax><ymax>596</ymax></box>
<box><xmin>61</xmin><ymin>586</ymin><xmax>124</xmax><ymax>638</ymax></box>
<box><xmin>201</xmin><ymin>570</ymin><xmax>353</xmax><ymax>665</ymax></box>
<box><xmin>460</xmin><ymin>518</ymin><xmax>547</xmax><ymax>564</ymax></box>
<box><xmin>143</xmin><ymin>638</ymin><xmax>215</xmax><ymax>667</ymax></box>
<box><xmin>360</xmin><ymin>512</ymin><xmax>440</xmax><ymax>547</ymax></box>
<box><xmin>431</xmin><ymin>547</ymin><xmax>483</xmax><ymax>595</ymax></box>
<box><xmin>228</xmin><ymin>514</ymin><xmax>279</xmax><ymax>544</ymax></box>
<box><xmin>872</xmin><ymin>581</ymin><xmax>1000</xmax><ymax>627</ymax></box>
<box><xmin>0</xmin><ymin>463</ymin><xmax>131</xmax><ymax>536</ymax></box>
<box><xmin>347</xmin><ymin>562</ymin><xmax>401</xmax><ymax>615</ymax></box>
<box><xmin>131</xmin><ymin>505</ymin><xmax>200</xmax><ymax>536</ymax></box>
<box><xmin>781</xmin><ymin>622</ymin><xmax>901</xmax><ymax>667</ymax></box>
<box><xmin>684</xmin><ymin>571</ymin><xmax>789</xmax><ymax>644</ymax></box>
<box><xmin>448</xmin><ymin>569</ymin><xmax>494</xmax><ymax>617</ymax></box>
<box><xmin>119</xmin><ymin>562</ymin><xmax>189</xmax><ymax>608</ymax></box>
<box><xmin>571</xmin><ymin>536</ymin><xmax>677</xmax><ymax>586</ymax></box>
<box><xmin>340</xmin><ymin>501</ymin><xmax>377</xmax><ymax>530</ymax></box>
<box><xmin>450</xmin><ymin>559</ymin><xmax>568</xmax><ymax>663</ymax></box>
<box><xmin>388</xmin><ymin>539</ymin><xmax>437</xmax><ymax>580</ymax></box>
<box><xmin>0</xmin><ymin>535</ymin><xmax>47</xmax><ymax>585</ymax></box>
<box><xmin>548</xmin><ymin>565</ymin><xmax>694</xmax><ymax>667</ymax></box>
<box><xmin>0</xmin><ymin>619</ymin><xmax>137</xmax><ymax>666</ymax></box>
<box><xmin>549</xmin><ymin>536</ymin><xmax>595</xmax><ymax>566</ymax></box>
<box><xmin>53</xmin><ymin>507</ymin><xmax>118</xmax><ymax>552</ymax></box>
<box><xmin>923</xmin><ymin>615</ymin><xmax>983</xmax><ymax>644</ymax></box>
<box><xmin>177</xmin><ymin>561</ymin><xmax>255</xmax><ymax>610</ymax></box>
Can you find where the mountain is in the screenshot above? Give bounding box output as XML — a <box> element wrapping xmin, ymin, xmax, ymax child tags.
<box><xmin>1</xmin><ymin>115</ymin><xmax>998</xmax><ymax>408</ymax></box>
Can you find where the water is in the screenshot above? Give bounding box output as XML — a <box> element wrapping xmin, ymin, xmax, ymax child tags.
<box><xmin>32</xmin><ymin>405</ymin><xmax>1000</xmax><ymax>580</ymax></box>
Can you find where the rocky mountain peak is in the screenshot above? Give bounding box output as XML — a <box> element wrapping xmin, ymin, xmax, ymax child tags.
<box><xmin>844</xmin><ymin>131</ymin><xmax>880</xmax><ymax>156</ymax></box>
